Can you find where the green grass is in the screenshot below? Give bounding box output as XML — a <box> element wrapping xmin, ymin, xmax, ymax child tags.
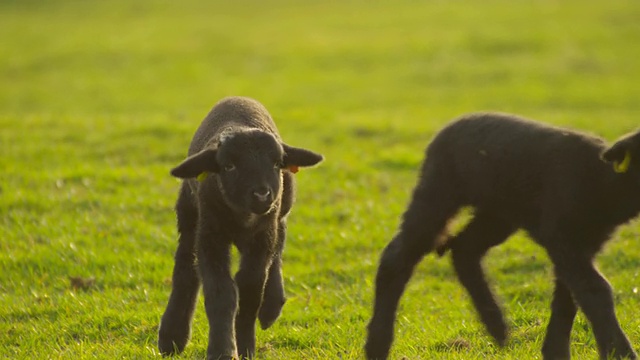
<box><xmin>2</xmin><ymin>0</ymin><xmax>640</xmax><ymax>358</ymax></box>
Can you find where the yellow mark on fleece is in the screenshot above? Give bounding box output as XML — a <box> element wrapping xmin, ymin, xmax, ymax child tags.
<box><xmin>197</xmin><ymin>172</ymin><xmax>209</xmax><ymax>182</ymax></box>
<box><xmin>614</xmin><ymin>151</ymin><xmax>631</xmax><ymax>173</ymax></box>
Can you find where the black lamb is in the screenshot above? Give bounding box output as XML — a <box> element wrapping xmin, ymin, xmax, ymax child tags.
<box><xmin>366</xmin><ymin>113</ymin><xmax>640</xmax><ymax>360</ymax></box>
<box><xmin>158</xmin><ymin>97</ymin><xmax>323</xmax><ymax>360</ymax></box>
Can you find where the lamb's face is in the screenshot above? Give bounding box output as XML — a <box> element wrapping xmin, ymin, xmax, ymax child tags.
<box><xmin>215</xmin><ymin>131</ymin><xmax>284</xmax><ymax>215</ymax></box>
<box><xmin>171</xmin><ymin>129</ymin><xmax>324</xmax><ymax>216</ymax></box>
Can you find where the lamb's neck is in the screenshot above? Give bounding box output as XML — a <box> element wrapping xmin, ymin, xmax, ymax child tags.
<box><xmin>604</xmin><ymin>174</ymin><xmax>640</xmax><ymax>226</ymax></box>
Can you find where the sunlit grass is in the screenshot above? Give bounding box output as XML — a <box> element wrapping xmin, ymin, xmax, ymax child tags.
<box><xmin>2</xmin><ymin>0</ymin><xmax>640</xmax><ymax>358</ymax></box>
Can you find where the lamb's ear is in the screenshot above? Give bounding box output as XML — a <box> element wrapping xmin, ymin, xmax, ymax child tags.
<box><xmin>282</xmin><ymin>143</ymin><xmax>324</xmax><ymax>168</ymax></box>
<box><xmin>170</xmin><ymin>148</ymin><xmax>220</xmax><ymax>179</ymax></box>
<box><xmin>602</xmin><ymin>140</ymin><xmax>631</xmax><ymax>173</ymax></box>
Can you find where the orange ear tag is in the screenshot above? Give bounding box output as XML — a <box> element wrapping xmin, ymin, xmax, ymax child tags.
<box><xmin>288</xmin><ymin>165</ymin><xmax>299</xmax><ymax>174</ymax></box>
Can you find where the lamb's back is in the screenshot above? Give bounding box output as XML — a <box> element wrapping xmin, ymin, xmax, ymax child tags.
<box><xmin>426</xmin><ymin>113</ymin><xmax>609</xmax><ymax>214</ymax></box>
<box><xmin>188</xmin><ymin>97</ymin><xmax>280</xmax><ymax>155</ymax></box>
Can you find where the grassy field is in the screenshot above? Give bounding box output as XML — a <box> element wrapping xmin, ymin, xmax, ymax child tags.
<box><xmin>2</xmin><ymin>0</ymin><xmax>640</xmax><ymax>359</ymax></box>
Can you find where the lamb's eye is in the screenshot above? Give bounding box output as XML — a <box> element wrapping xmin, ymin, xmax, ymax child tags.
<box><xmin>274</xmin><ymin>162</ymin><xmax>284</xmax><ymax>170</ymax></box>
<box><xmin>224</xmin><ymin>164</ymin><xmax>235</xmax><ymax>172</ymax></box>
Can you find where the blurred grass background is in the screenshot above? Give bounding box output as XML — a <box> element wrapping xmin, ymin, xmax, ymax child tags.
<box><xmin>1</xmin><ymin>0</ymin><xmax>640</xmax><ymax>359</ymax></box>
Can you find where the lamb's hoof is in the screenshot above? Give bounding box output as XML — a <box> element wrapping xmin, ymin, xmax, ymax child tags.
<box><xmin>364</xmin><ymin>322</ymin><xmax>393</xmax><ymax>360</ymax></box>
<box><xmin>158</xmin><ymin>325</ymin><xmax>190</xmax><ymax>356</ymax></box>
<box><xmin>489</xmin><ymin>328</ymin><xmax>507</xmax><ymax>348</ymax></box>
<box><xmin>258</xmin><ymin>297</ymin><xmax>286</xmax><ymax>330</ymax></box>
<box><xmin>158</xmin><ymin>339</ymin><xmax>186</xmax><ymax>357</ymax></box>
<box><xmin>483</xmin><ymin>314</ymin><xmax>508</xmax><ymax>347</ymax></box>
<box><xmin>207</xmin><ymin>353</ymin><xmax>238</xmax><ymax>360</ymax></box>
<box><xmin>364</xmin><ymin>340</ymin><xmax>391</xmax><ymax>360</ymax></box>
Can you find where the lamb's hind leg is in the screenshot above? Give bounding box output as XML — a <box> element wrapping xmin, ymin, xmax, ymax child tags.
<box><xmin>365</xmin><ymin>182</ymin><xmax>460</xmax><ymax>360</ymax></box>
<box><xmin>449</xmin><ymin>211</ymin><xmax>515</xmax><ymax>346</ymax></box>
<box><xmin>158</xmin><ymin>183</ymin><xmax>201</xmax><ymax>355</ymax></box>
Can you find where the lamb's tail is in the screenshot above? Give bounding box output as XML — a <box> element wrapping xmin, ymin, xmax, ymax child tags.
<box><xmin>435</xmin><ymin>236</ymin><xmax>453</xmax><ymax>257</ymax></box>
<box><xmin>400</xmin><ymin>148</ymin><xmax>463</xmax><ymax>256</ymax></box>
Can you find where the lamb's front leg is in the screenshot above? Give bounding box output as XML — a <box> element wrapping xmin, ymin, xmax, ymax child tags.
<box><xmin>541</xmin><ymin>278</ymin><xmax>577</xmax><ymax>360</ymax></box>
<box><xmin>259</xmin><ymin>220</ymin><xmax>287</xmax><ymax>330</ymax></box>
<box><xmin>158</xmin><ymin>183</ymin><xmax>201</xmax><ymax>356</ymax></box>
<box><xmin>198</xmin><ymin>229</ymin><xmax>238</xmax><ymax>360</ymax></box>
<box><xmin>235</xmin><ymin>230</ymin><xmax>273</xmax><ymax>359</ymax></box>
<box><xmin>549</xmin><ymin>249</ymin><xmax>636</xmax><ymax>360</ymax></box>
<box><xmin>158</xmin><ymin>227</ymin><xmax>200</xmax><ymax>355</ymax></box>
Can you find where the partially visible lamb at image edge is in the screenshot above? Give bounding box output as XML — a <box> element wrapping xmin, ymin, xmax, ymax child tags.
<box><xmin>366</xmin><ymin>112</ymin><xmax>640</xmax><ymax>360</ymax></box>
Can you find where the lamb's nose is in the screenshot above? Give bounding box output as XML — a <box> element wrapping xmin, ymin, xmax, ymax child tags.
<box><xmin>252</xmin><ymin>188</ymin><xmax>271</xmax><ymax>202</ymax></box>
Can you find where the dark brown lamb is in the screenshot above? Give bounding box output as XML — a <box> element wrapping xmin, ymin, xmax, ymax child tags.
<box><xmin>158</xmin><ymin>97</ymin><xmax>323</xmax><ymax>360</ymax></box>
<box><xmin>366</xmin><ymin>113</ymin><xmax>640</xmax><ymax>360</ymax></box>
